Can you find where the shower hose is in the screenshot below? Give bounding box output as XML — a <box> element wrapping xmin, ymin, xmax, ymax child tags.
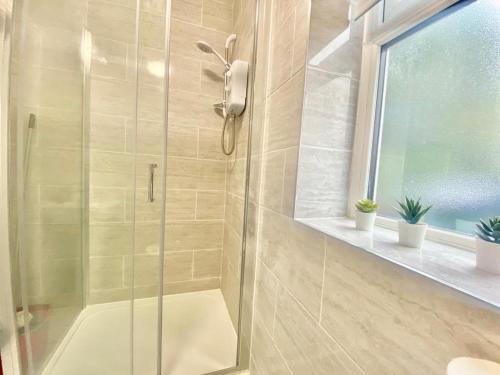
<box><xmin>221</xmin><ymin>113</ymin><xmax>236</xmax><ymax>155</ymax></box>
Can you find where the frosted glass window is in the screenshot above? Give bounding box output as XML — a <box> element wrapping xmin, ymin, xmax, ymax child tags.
<box><xmin>371</xmin><ymin>0</ymin><xmax>500</xmax><ymax>235</ymax></box>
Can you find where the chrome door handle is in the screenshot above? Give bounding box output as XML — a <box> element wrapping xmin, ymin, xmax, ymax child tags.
<box><xmin>148</xmin><ymin>163</ymin><xmax>158</xmax><ymax>202</ymax></box>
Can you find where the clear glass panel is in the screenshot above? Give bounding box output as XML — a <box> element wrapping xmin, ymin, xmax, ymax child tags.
<box><xmin>8</xmin><ymin>0</ymin><xmax>146</xmax><ymax>373</ymax></box>
<box><xmin>132</xmin><ymin>1</ymin><xmax>167</xmax><ymax>374</ymax></box>
<box><xmin>10</xmin><ymin>0</ymin><xmax>87</xmax><ymax>372</ymax></box>
<box><xmin>161</xmin><ymin>0</ymin><xmax>257</xmax><ymax>373</ymax></box>
<box><xmin>374</xmin><ymin>0</ymin><xmax>500</xmax><ymax>235</ymax></box>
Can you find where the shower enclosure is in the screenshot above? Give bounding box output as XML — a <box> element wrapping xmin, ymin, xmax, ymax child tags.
<box><xmin>0</xmin><ymin>0</ymin><xmax>257</xmax><ymax>374</ymax></box>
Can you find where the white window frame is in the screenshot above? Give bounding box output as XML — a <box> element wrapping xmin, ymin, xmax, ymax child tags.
<box><xmin>348</xmin><ymin>0</ymin><xmax>477</xmax><ymax>251</ymax></box>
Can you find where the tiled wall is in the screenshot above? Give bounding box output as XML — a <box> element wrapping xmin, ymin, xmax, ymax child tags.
<box><xmin>88</xmin><ymin>0</ymin><xmax>236</xmax><ymax>303</ymax></box>
<box><xmin>295</xmin><ymin>0</ymin><xmax>363</xmax><ymax>218</ymax></box>
<box><xmin>245</xmin><ymin>0</ymin><xmax>500</xmax><ymax>374</ymax></box>
<box><xmin>221</xmin><ymin>0</ymin><xmax>257</xmax><ymax>330</ymax></box>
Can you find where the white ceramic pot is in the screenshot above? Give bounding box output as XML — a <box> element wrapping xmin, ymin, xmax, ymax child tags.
<box><xmin>355</xmin><ymin>211</ymin><xmax>376</xmax><ymax>231</ymax></box>
<box><xmin>475</xmin><ymin>238</ymin><xmax>500</xmax><ymax>274</ymax></box>
<box><xmin>398</xmin><ymin>221</ymin><xmax>427</xmax><ymax>248</ymax></box>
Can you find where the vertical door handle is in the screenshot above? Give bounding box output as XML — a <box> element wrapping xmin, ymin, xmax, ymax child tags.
<box><xmin>148</xmin><ymin>163</ymin><xmax>158</xmax><ymax>202</ymax></box>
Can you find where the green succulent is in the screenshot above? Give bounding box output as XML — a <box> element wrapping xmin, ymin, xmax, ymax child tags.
<box><xmin>355</xmin><ymin>199</ymin><xmax>378</xmax><ymax>213</ymax></box>
<box><xmin>396</xmin><ymin>197</ymin><xmax>432</xmax><ymax>224</ymax></box>
<box><xmin>476</xmin><ymin>217</ymin><xmax>500</xmax><ymax>244</ymax></box>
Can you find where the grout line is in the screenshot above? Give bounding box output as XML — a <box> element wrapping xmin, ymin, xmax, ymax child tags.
<box><xmin>260</xmin><ymin>247</ymin><xmax>367</xmax><ymax>374</ymax></box>
<box><xmin>318</xmin><ymin>236</ymin><xmax>327</xmax><ymax>324</ymax></box>
<box><xmin>190</xmin><ymin>250</ymin><xmax>195</xmax><ymax>280</ymax></box>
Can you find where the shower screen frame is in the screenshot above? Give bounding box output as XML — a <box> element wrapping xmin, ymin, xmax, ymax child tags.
<box><xmin>0</xmin><ymin>0</ymin><xmax>22</xmax><ymax>374</ymax></box>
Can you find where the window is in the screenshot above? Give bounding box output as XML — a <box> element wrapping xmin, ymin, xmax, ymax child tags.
<box><xmin>369</xmin><ymin>0</ymin><xmax>500</xmax><ymax>236</ymax></box>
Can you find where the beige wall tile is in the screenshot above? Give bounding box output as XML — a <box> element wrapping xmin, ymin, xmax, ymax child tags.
<box><xmin>226</xmin><ymin>157</ymin><xmax>246</xmax><ymax>197</ymax></box>
<box><xmin>166</xmin><ymin>126</ymin><xmax>198</xmax><ymax>158</ymax></box>
<box><xmin>90</xmin><ymin>188</ymin><xmax>126</xmax><ymax>223</ymax></box>
<box><xmin>265</xmin><ymin>69</ymin><xmax>305</xmax><ymax>152</ymax></box>
<box><xmin>139</xmin><ymin>12</ymin><xmax>165</xmax><ymax>50</ymax></box>
<box><xmin>141</xmin><ymin>0</ymin><xmax>166</xmax><ymax>15</ymax></box>
<box><xmin>196</xmin><ymin>190</ymin><xmax>225</xmax><ymax>219</ymax></box>
<box><xmin>170</xmin><ymin>54</ymin><xmax>202</xmax><ymax>93</ymax></box>
<box><xmin>269</xmin><ymin>6</ymin><xmax>294</xmax><ymax>92</ymax></box>
<box><xmin>90</xmin><ymin>78</ymin><xmax>135</xmax><ymax>117</ymax></box>
<box><xmin>166</xmin><ymin>157</ymin><xmax>199</xmax><ymax>189</ymax></box>
<box><xmin>90</xmin><ymin>113</ymin><xmax>127</xmax><ymax>152</ymax></box>
<box><xmin>35</xmin><ymin>108</ymin><xmax>83</xmax><ymax>149</ymax></box>
<box><xmin>89</xmin><ymin>288</ymin><xmax>131</xmax><ymax>304</ymax></box>
<box><xmin>274</xmin><ymin>286</ymin><xmax>363</xmax><ymax>374</ymax></box>
<box><xmin>170</xmin><ymin>19</ymin><xmax>226</xmax><ymax>62</ymax></box>
<box><xmin>197</xmin><ymin>160</ymin><xmax>226</xmax><ymax>190</ymax></box>
<box><xmin>135</xmin><ymin>223</ymin><xmax>161</xmax><ymax>254</ymax></box>
<box><xmin>201</xmin><ymin>61</ymin><xmax>225</xmax><ymax>97</ymax></box>
<box><xmin>222</xmin><ymin>222</ymin><xmax>242</xmax><ymax>269</ymax></box>
<box><xmin>166</xmin><ymin>190</ymin><xmax>197</xmax><ymax>220</ymax></box>
<box><xmin>138</xmin><ymin>46</ymin><xmax>165</xmax><ymax>87</ymax></box>
<box><xmin>225</xmin><ymin>193</ymin><xmax>245</xmax><ymax>236</ymax></box>
<box><xmin>321</xmin><ymin>237</ymin><xmax>500</xmax><ymax>374</ymax></box>
<box><xmin>168</xmin><ymin>89</ymin><xmax>222</xmax><ymax>129</ymax></box>
<box><xmin>134</xmin><ymin>120</ymin><xmax>163</xmax><ymax>155</ymax></box>
<box><xmin>261</xmin><ymin>150</ymin><xmax>285</xmax><ymax>212</ymax></box>
<box><xmin>30</xmin><ymin>148</ymin><xmax>82</xmax><ymax>186</ymax></box>
<box><xmin>88</xmin><ymin>0</ymin><xmax>136</xmax><ymax>43</ymax></box>
<box><xmin>27</xmin><ymin>224</ymin><xmax>81</xmax><ymax>259</ymax></box>
<box><xmin>42</xmin><ymin>258</ymin><xmax>81</xmax><ymax>297</ymax></box>
<box><xmin>89</xmin><ymin>256</ymin><xmax>123</xmax><ymax>290</ymax></box>
<box><xmin>138</xmin><ymin>84</ymin><xmax>164</xmax><ymax>122</ymax></box>
<box><xmin>164</xmin><ymin>252</ymin><xmax>193</xmax><ymax>282</ymax></box>
<box><xmin>253</xmin><ymin>260</ymin><xmax>278</xmax><ymax>334</ymax></box>
<box><xmin>282</xmin><ymin>146</ymin><xmax>298</xmax><ymax>216</ymax></box>
<box><xmin>89</xmin><ymin>224</ymin><xmax>133</xmax><ymax>256</ymax></box>
<box><xmin>167</xmin><ymin>158</ymin><xmax>225</xmax><ymax>190</ymax></box>
<box><xmin>39</xmin><ymin>186</ymin><xmax>82</xmax><ymax>224</ymax></box>
<box><xmin>90</xmin><ymin>150</ymin><xmax>134</xmax><ymax>188</ymax></box>
<box><xmin>165</xmin><ymin>220</ymin><xmax>223</xmax><ymax>251</ymax></box>
<box><xmin>251</xmin><ymin>317</ymin><xmax>291</xmax><ymax>375</ymax></box>
<box><xmin>92</xmin><ymin>36</ymin><xmax>128</xmax><ymax>80</ymax></box>
<box><xmin>171</xmin><ymin>0</ymin><xmax>202</xmax><ymax>25</ymax></box>
<box><xmin>27</xmin><ymin>0</ymin><xmax>87</xmax><ymax>31</ymax></box>
<box><xmin>198</xmin><ymin>127</ymin><xmax>226</xmax><ymax>161</ymax></box>
<box><xmin>124</xmin><ymin>254</ymin><xmax>159</xmax><ymax>287</ymax></box>
<box><xmin>164</xmin><ymin>277</ymin><xmax>220</xmax><ymax>294</ymax></box>
<box><xmin>24</xmin><ymin>25</ymin><xmax>82</xmax><ymax>72</ymax></box>
<box><xmin>22</xmin><ymin>67</ymin><xmax>82</xmax><ymax>109</ymax></box>
<box><xmin>220</xmin><ymin>254</ymin><xmax>241</xmax><ymax>326</ymax></box>
<box><xmin>259</xmin><ymin>207</ymin><xmax>325</xmax><ymax>319</ymax></box>
<box><xmin>202</xmin><ymin>0</ymin><xmax>233</xmax><ymax>32</ymax></box>
<box><xmin>292</xmin><ymin>0</ymin><xmax>310</xmax><ymax>74</ymax></box>
<box><xmin>193</xmin><ymin>249</ymin><xmax>221</xmax><ymax>278</ymax></box>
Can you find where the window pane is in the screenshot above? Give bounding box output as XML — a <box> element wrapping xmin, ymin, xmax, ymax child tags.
<box><xmin>374</xmin><ymin>0</ymin><xmax>500</xmax><ymax>235</ymax></box>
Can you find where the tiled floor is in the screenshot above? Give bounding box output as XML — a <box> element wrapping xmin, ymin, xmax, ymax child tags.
<box><xmin>43</xmin><ymin>290</ymin><xmax>237</xmax><ymax>375</ymax></box>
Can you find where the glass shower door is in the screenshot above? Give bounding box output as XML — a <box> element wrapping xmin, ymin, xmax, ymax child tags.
<box><xmin>7</xmin><ymin>0</ymin><xmax>167</xmax><ymax>374</ymax></box>
<box><xmin>9</xmin><ymin>0</ymin><xmax>88</xmax><ymax>372</ymax></box>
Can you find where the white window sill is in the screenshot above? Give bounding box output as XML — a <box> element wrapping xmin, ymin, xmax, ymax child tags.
<box><xmin>297</xmin><ymin>217</ymin><xmax>500</xmax><ymax>308</ymax></box>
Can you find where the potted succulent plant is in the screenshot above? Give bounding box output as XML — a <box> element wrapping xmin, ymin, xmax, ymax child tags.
<box><xmin>475</xmin><ymin>217</ymin><xmax>500</xmax><ymax>274</ymax></box>
<box><xmin>355</xmin><ymin>199</ymin><xmax>378</xmax><ymax>231</ymax></box>
<box><xmin>396</xmin><ymin>197</ymin><xmax>432</xmax><ymax>249</ymax></box>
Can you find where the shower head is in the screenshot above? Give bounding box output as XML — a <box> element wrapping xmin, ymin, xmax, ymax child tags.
<box><xmin>196</xmin><ymin>41</ymin><xmax>213</xmax><ymax>53</ymax></box>
<box><xmin>195</xmin><ymin>40</ymin><xmax>231</xmax><ymax>70</ymax></box>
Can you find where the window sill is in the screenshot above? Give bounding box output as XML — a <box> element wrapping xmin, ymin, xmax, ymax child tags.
<box><xmin>297</xmin><ymin>217</ymin><xmax>500</xmax><ymax>309</ymax></box>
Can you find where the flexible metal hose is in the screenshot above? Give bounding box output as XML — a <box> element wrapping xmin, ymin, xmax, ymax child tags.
<box><xmin>221</xmin><ymin>114</ymin><xmax>236</xmax><ymax>155</ymax></box>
